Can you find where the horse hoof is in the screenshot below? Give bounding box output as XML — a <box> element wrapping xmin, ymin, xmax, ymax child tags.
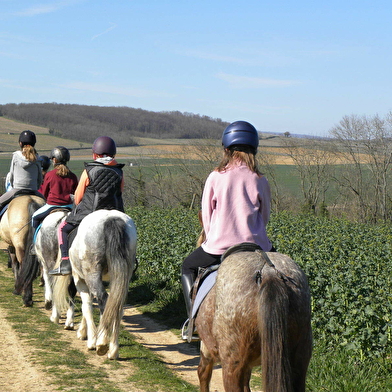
<box><xmin>23</xmin><ymin>301</ymin><xmax>33</xmax><ymax>307</ymax></box>
<box><xmin>13</xmin><ymin>289</ymin><xmax>21</xmax><ymax>296</ymax></box>
<box><xmin>45</xmin><ymin>301</ymin><xmax>52</xmax><ymax>310</ymax></box>
<box><xmin>64</xmin><ymin>325</ymin><xmax>74</xmax><ymax>331</ymax></box>
<box><xmin>96</xmin><ymin>345</ymin><xmax>109</xmax><ymax>356</ymax></box>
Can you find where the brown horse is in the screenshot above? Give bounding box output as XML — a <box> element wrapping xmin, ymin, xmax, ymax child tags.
<box><xmin>195</xmin><ymin>249</ymin><xmax>312</xmax><ymax>392</ymax></box>
<box><xmin>0</xmin><ymin>194</ymin><xmax>45</xmax><ymax>306</ymax></box>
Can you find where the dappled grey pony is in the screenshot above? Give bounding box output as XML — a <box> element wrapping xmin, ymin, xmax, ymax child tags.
<box><xmin>195</xmin><ymin>248</ymin><xmax>312</xmax><ymax>392</ymax></box>
<box><xmin>52</xmin><ymin>209</ymin><xmax>137</xmax><ymax>359</ymax></box>
<box><xmin>31</xmin><ymin>209</ymin><xmax>76</xmax><ymax>327</ymax></box>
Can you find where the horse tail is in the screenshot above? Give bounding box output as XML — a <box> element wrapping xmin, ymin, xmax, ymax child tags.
<box><xmin>52</xmin><ymin>274</ymin><xmax>72</xmax><ymax>314</ymax></box>
<box><xmin>14</xmin><ymin>199</ymin><xmax>42</xmax><ymax>296</ymax></box>
<box><xmin>259</xmin><ymin>264</ymin><xmax>292</xmax><ymax>392</ymax></box>
<box><xmin>97</xmin><ymin>217</ymin><xmax>135</xmax><ymax>344</ymax></box>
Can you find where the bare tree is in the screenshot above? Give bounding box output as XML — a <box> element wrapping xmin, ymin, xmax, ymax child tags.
<box><xmin>330</xmin><ymin>113</ymin><xmax>392</xmax><ymax>222</ymax></box>
<box><xmin>281</xmin><ymin>137</ymin><xmax>334</xmax><ymax>214</ymax></box>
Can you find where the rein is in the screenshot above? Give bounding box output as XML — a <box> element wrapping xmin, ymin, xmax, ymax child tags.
<box><xmin>15</xmin><ymin>219</ymin><xmax>32</xmax><ymax>234</ymax></box>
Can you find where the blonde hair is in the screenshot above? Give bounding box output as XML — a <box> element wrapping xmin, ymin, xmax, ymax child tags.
<box><xmin>22</xmin><ymin>145</ymin><xmax>38</xmax><ymax>162</ymax></box>
<box><xmin>53</xmin><ymin>160</ymin><xmax>70</xmax><ymax>177</ymax></box>
<box><xmin>216</xmin><ymin>148</ymin><xmax>261</xmax><ymax>175</ymax></box>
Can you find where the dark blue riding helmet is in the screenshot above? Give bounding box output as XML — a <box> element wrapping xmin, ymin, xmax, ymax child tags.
<box><xmin>222</xmin><ymin>121</ymin><xmax>259</xmax><ymax>151</ymax></box>
<box><xmin>39</xmin><ymin>155</ymin><xmax>51</xmax><ymax>171</ymax></box>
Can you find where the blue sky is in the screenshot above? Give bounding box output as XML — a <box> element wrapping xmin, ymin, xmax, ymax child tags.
<box><xmin>1</xmin><ymin>0</ymin><xmax>392</xmax><ymax>136</ymax></box>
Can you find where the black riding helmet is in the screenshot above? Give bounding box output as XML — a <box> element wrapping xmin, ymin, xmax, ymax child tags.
<box><xmin>19</xmin><ymin>130</ymin><xmax>36</xmax><ymax>147</ymax></box>
<box><xmin>50</xmin><ymin>146</ymin><xmax>70</xmax><ymax>164</ymax></box>
<box><xmin>92</xmin><ymin>136</ymin><xmax>116</xmax><ymax>156</ymax></box>
<box><xmin>40</xmin><ymin>155</ymin><xmax>51</xmax><ymax>171</ymax></box>
<box><xmin>222</xmin><ymin>121</ymin><xmax>259</xmax><ymax>152</ymax></box>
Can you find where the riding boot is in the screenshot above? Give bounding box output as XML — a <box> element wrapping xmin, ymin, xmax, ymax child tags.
<box><xmin>181</xmin><ymin>273</ymin><xmax>198</xmax><ymax>341</ymax></box>
<box><xmin>49</xmin><ymin>257</ymin><xmax>72</xmax><ymax>276</ymax></box>
<box><xmin>181</xmin><ymin>273</ymin><xmax>194</xmax><ymax>317</ymax></box>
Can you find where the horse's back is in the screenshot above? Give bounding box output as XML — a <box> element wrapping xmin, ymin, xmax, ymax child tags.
<box><xmin>37</xmin><ymin>210</ymin><xmax>68</xmax><ymax>262</ymax></box>
<box><xmin>74</xmin><ymin>209</ymin><xmax>137</xmax><ymax>248</ymax></box>
<box><xmin>70</xmin><ymin>209</ymin><xmax>137</xmax><ymax>275</ymax></box>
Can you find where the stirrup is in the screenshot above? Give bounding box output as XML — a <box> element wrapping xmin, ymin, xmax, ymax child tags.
<box><xmin>49</xmin><ymin>259</ymin><xmax>72</xmax><ymax>276</ymax></box>
<box><xmin>181</xmin><ymin>319</ymin><xmax>199</xmax><ymax>342</ymax></box>
<box><xmin>49</xmin><ymin>266</ymin><xmax>71</xmax><ymax>276</ymax></box>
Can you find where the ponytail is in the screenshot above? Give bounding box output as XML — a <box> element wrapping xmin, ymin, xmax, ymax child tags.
<box><xmin>55</xmin><ymin>163</ymin><xmax>70</xmax><ymax>177</ymax></box>
<box><xmin>22</xmin><ymin>145</ymin><xmax>38</xmax><ymax>162</ymax></box>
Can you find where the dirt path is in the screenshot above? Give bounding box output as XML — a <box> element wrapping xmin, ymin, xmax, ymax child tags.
<box><xmin>0</xmin><ymin>309</ymin><xmax>54</xmax><ymax>392</ymax></box>
<box><xmin>122</xmin><ymin>306</ymin><xmax>226</xmax><ymax>392</ymax></box>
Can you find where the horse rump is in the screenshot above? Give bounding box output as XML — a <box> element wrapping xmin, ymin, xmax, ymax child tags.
<box><xmin>196</xmin><ymin>250</ymin><xmax>312</xmax><ymax>392</ymax></box>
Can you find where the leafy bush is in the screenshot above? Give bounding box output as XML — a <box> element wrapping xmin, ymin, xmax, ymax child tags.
<box><xmin>271</xmin><ymin>212</ymin><xmax>392</xmax><ymax>359</ymax></box>
<box><xmin>128</xmin><ymin>207</ymin><xmax>392</xmax><ymax>360</ymax></box>
<box><xmin>128</xmin><ymin>207</ymin><xmax>200</xmax><ymax>310</ymax></box>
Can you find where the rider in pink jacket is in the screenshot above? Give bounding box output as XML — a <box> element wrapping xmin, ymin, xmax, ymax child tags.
<box><xmin>181</xmin><ymin>120</ymin><xmax>274</xmax><ymax>340</ymax></box>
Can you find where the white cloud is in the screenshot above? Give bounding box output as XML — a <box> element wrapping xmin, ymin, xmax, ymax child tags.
<box><xmin>92</xmin><ymin>23</ymin><xmax>117</xmax><ymax>41</ymax></box>
<box><xmin>15</xmin><ymin>0</ymin><xmax>82</xmax><ymax>17</ymax></box>
<box><xmin>216</xmin><ymin>72</ymin><xmax>300</xmax><ymax>89</ymax></box>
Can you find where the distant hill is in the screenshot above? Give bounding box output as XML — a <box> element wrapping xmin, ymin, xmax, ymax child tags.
<box><xmin>0</xmin><ymin>103</ymin><xmax>229</xmax><ymax>147</ymax></box>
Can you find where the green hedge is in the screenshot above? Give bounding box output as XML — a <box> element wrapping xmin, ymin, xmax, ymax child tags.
<box><xmin>128</xmin><ymin>207</ymin><xmax>392</xmax><ymax>360</ymax></box>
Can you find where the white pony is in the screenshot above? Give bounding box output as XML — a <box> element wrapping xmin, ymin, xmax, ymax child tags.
<box><xmin>52</xmin><ymin>209</ymin><xmax>137</xmax><ymax>359</ymax></box>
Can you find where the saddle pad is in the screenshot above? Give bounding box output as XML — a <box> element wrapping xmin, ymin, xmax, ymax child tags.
<box><xmin>191</xmin><ymin>270</ymin><xmax>218</xmax><ymax>318</ymax></box>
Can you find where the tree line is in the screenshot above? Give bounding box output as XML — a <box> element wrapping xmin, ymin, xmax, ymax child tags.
<box><xmin>0</xmin><ymin>103</ymin><xmax>228</xmax><ymax>145</ymax></box>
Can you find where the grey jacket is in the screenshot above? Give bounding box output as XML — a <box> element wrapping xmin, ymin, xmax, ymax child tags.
<box><xmin>9</xmin><ymin>150</ymin><xmax>42</xmax><ymax>191</ymax></box>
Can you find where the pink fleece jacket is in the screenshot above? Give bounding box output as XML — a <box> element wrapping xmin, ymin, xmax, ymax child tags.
<box><xmin>201</xmin><ymin>163</ymin><xmax>272</xmax><ymax>255</ymax></box>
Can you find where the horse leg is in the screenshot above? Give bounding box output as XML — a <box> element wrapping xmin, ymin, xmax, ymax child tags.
<box><xmin>290</xmin><ymin>331</ymin><xmax>312</xmax><ymax>392</ymax></box>
<box><xmin>64</xmin><ymin>279</ymin><xmax>77</xmax><ymax>330</ymax></box>
<box><xmin>77</xmin><ymin>315</ymin><xmax>87</xmax><ymax>340</ymax></box>
<box><xmin>85</xmin><ymin>274</ymin><xmax>110</xmax><ymax>356</ymax></box>
<box><xmin>221</xmin><ymin>357</ymin><xmax>250</xmax><ymax>392</ymax></box>
<box><xmin>76</xmin><ymin>283</ymin><xmax>97</xmax><ymax>350</ymax></box>
<box><xmin>243</xmin><ymin>367</ymin><xmax>252</xmax><ymax>392</ymax></box>
<box><xmin>41</xmin><ymin>269</ymin><xmax>53</xmax><ymax>310</ymax></box>
<box><xmin>6</xmin><ymin>246</ymin><xmax>13</xmax><ymax>268</ymax></box>
<box><xmin>81</xmin><ymin>292</ymin><xmax>97</xmax><ymax>349</ymax></box>
<box><xmin>9</xmin><ymin>247</ymin><xmax>18</xmax><ymax>281</ymax></box>
<box><xmin>64</xmin><ymin>302</ymin><xmax>75</xmax><ymax>330</ymax></box>
<box><xmin>105</xmin><ymin>308</ymin><xmax>123</xmax><ymax>360</ymax></box>
<box><xmin>197</xmin><ymin>343</ymin><xmax>215</xmax><ymax>392</ymax></box>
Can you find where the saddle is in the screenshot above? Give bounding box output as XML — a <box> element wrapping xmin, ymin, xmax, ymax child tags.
<box><xmin>185</xmin><ymin>242</ymin><xmax>265</xmax><ymax>343</ymax></box>
<box><xmin>13</xmin><ymin>189</ymin><xmax>45</xmax><ymax>199</ymax></box>
<box><xmin>0</xmin><ymin>189</ymin><xmax>45</xmax><ymax>219</ymax></box>
<box><xmin>33</xmin><ymin>207</ymin><xmax>73</xmax><ymax>244</ymax></box>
